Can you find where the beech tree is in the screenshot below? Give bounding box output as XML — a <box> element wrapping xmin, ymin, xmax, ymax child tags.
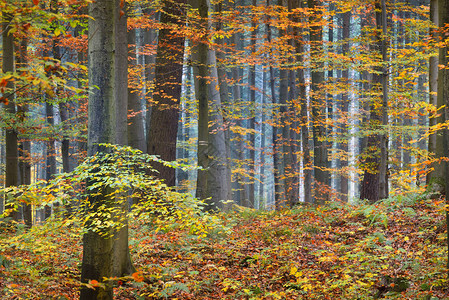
<box><xmin>80</xmin><ymin>0</ymin><xmax>132</xmax><ymax>298</ymax></box>
<box><xmin>360</xmin><ymin>0</ymin><xmax>388</xmax><ymax>202</ymax></box>
<box><xmin>3</xmin><ymin>10</ymin><xmax>18</xmax><ymax>221</ymax></box>
<box><xmin>190</xmin><ymin>0</ymin><xmax>230</xmax><ymax>210</ymax></box>
<box><xmin>147</xmin><ymin>0</ymin><xmax>186</xmax><ymax>186</ymax></box>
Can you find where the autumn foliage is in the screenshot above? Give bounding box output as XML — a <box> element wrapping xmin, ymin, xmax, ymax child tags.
<box><xmin>0</xmin><ymin>193</ymin><xmax>448</xmax><ymax>299</ymax></box>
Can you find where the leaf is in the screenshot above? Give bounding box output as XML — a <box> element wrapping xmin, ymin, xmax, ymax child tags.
<box><xmin>89</xmin><ymin>279</ymin><xmax>99</xmax><ymax>286</ymax></box>
<box><xmin>132</xmin><ymin>271</ymin><xmax>144</xmax><ymax>282</ymax></box>
<box><xmin>0</xmin><ymin>97</ymin><xmax>9</xmax><ymax>105</ymax></box>
<box><xmin>33</xmin><ymin>0</ymin><xmax>39</xmax><ymax>5</ymax></box>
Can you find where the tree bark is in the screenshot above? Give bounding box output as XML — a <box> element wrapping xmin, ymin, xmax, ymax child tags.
<box><xmin>191</xmin><ymin>0</ymin><xmax>230</xmax><ymax>210</ymax></box>
<box><xmin>128</xmin><ymin>28</ymin><xmax>146</xmax><ymax>152</ymax></box>
<box><xmin>308</xmin><ymin>0</ymin><xmax>330</xmax><ymax>203</ymax></box>
<box><xmin>360</xmin><ymin>0</ymin><xmax>388</xmax><ymax>202</ymax></box>
<box><xmin>438</xmin><ymin>0</ymin><xmax>449</xmax><ymax>274</ymax></box>
<box><xmin>146</xmin><ymin>0</ymin><xmax>186</xmax><ymax>186</ymax></box>
<box><xmin>339</xmin><ymin>11</ymin><xmax>351</xmax><ymax>201</ymax></box>
<box><xmin>17</xmin><ymin>38</ymin><xmax>32</xmax><ymax>227</ymax></box>
<box><xmin>80</xmin><ymin>0</ymin><xmax>132</xmax><ymax>298</ymax></box>
<box><xmin>427</xmin><ymin>0</ymin><xmax>440</xmax><ymax>185</ymax></box>
<box><xmin>3</xmin><ymin>12</ymin><xmax>19</xmax><ymax>222</ymax></box>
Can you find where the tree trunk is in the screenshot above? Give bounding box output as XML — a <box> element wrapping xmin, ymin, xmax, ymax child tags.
<box><xmin>360</xmin><ymin>0</ymin><xmax>389</xmax><ymax>202</ymax></box>
<box><xmin>215</xmin><ymin>1</ymin><xmax>233</xmax><ymax>206</ymax></box>
<box><xmin>80</xmin><ymin>1</ymin><xmax>132</xmax><ymax>298</ymax></box>
<box><xmin>191</xmin><ymin>0</ymin><xmax>230</xmax><ymax>210</ymax></box>
<box><xmin>17</xmin><ymin>38</ymin><xmax>32</xmax><ymax>227</ymax></box>
<box><xmin>231</xmin><ymin>31</ymin><xmax>249</xmax><ymax>205</ymax></box>
<box><xmin>146</xmin><ymin>0</ymin><xmax>186</xmax><ymax>186</ymax></box>
<box><xmin>127</xmin><ymin>28</ymin><xmax>146</xmax><ymax>152</ymax></box>
<box><xmin>247</xmin><ymin>0</ymin><xmax>258</xmax><ymax>208</ymax></box>
<box><xmin>339</xmin><ymin>11</ymin><xmax>351</xmax><ymax>201</ymax></box>
<box><xmin>438</xmin><ymin>0</ymin><xmax>449</xmax><ymax>274</ymax></box>
<box><xmin>427</xmin><ymin>0</ymin><xmax>440</xmax><ymax>185</ymax></box>
<box><xmin>3</xmin><ymin>12</ymin><xmax>19</xmax><ymax>222</ymax></box>
<box><xmin>308</xmin><ymin>0</ymin><xmax>330</xmax><ymax>203</ymax></box>
<box><xmin>378</xmin><ymin>0</ymin><xmax>389</xmax><ymax>200</ymax></box>
<box><xmin>45</xmin><ymin>103</ymin><xmax>56</xmax><ymax>219</ymax></box>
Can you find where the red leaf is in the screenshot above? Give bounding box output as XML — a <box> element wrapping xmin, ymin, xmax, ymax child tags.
<box><xmin>32</xmin><ymin>0</ymin><xmax>39</xmax><ymax>5</ymax></box>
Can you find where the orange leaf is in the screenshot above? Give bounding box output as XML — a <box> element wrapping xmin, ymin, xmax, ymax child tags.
<box><xmin>132</xmin><ymin>272</ymin><xmax>144</xmax><ymax>282</ymax></box>
<box><xmin>32</xmin><ymin>0</ymin><xmax>39</xmax><ymax>5</ymax></box>
<box><xmin>0</xmin><ymin>97</ymin><xmax>9</xmax><ymax>105</ymax></box>
<box><xmin>89</xmin><ymin>279</ymin><xmax>99</xmax><ymax>286</ymax></box>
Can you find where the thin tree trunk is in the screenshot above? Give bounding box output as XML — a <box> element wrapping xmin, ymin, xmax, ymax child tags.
<box><xmin>17</xmin><ymin>38</ymin><xmax>32</xmax><ymax>227</ymax></box>
<box><xmin>231</xmin><ymin>31</ymin><xmax>249</xmax><ymax>205</ymax></box>
<box><xmin>247</xmin><ymin>0</ymin><xmax>258</xmax><ymax>208</ymax></box>
<box><xmin>128</xmin><ymin>28</ymin><xmax>146</xmax><ymax>152</ymax></box>
<box><xmin>339</xmin><ymin>11</ymin><xmax>350</xmax><ymax>201</ymax></box>
<box><xmin>427</xmin><ymin>0</ymin><xmax>439</xmax><ymax>185</ymax></box>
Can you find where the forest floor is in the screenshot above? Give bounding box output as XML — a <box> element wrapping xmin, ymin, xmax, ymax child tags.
<box><xmin>0</xmin><ymin>194</ymin><xmax>448</xmax><ymax>299</ymax></box>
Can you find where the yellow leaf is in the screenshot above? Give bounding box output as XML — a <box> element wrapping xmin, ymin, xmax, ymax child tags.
<box><xmin>290</xmin><ymin>266</ymin><xmax>297</xmax><ymax>275</ymax></box>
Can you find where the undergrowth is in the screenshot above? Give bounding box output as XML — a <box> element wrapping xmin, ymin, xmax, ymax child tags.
<box><xmin>0</xmin><ymin>193</ymin><xmax>447</xmax><ymax>299</ymax></box>
<box><xmin>0</xmin><ymin>146</ymin><xmax>447</xmax><ymax>298</ymax></box>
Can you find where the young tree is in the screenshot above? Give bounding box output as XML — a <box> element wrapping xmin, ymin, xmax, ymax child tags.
<box><xmin>80</xmin><ymin>0</ymin><xmax>132</xmax><ymax>298</ymax></box>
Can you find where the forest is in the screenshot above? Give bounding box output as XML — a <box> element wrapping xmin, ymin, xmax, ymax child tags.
<box><xmin>1</xmin><ymin>0</ymin><xmax>449</xmax><ymax>298</ymax></box>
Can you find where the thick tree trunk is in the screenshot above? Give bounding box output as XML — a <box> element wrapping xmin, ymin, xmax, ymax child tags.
<box><xmin>80</xmin><ymin>1</ymin><xmax>132</xmax><ymax>298</ymax></box>
<box><xmin>3</xmin><ymin>12</ymin><xmax>19</xmax><ymax>222</ymax></box>
<box><xmin>147</xmin><ymin>0</ymin><xmax>185</xmax><ymax>187</ymax></box>
<box><xmin>293</xmin><ymin>0</ymin><xmax>312</xmax><ymax>204</ymax></box>
<box><xmin>308</xmin><ymin>0</ymin><xmax>330</xmax><ymax>203</ymax></box>
<box><xmin>191</xmin><ymin>0</ymin><xmax>230</xmax><ymax>210</ymax></box>
<box><xmin>360</xmin><ymin>0</ymin><xmax>388</xmax><ymax>202</ymax></box>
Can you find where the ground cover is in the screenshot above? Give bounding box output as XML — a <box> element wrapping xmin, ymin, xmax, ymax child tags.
<box><xmin>0</xmin><ymin>194</ymin><xmax>448</xmax><ymax>299</ymax></box>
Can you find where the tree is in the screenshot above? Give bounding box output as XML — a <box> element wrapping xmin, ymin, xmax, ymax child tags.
<box><xmin>439</xmin><ymin>0</ymin><xmax>449</xmax><ymax>273</ymax></box>
<box><xmin>427</xmin><ymin>0</ymin><xmax>441</xmax><ymax>188</ymax></box>
<box><xmin>80</xmin><ymin>0</ymin><xmax>132</xmax><ymax>298</ymax></box>
<box><xmin>190</xmin><ymin>0</ymin><xmax>230</xmax><ymax>210</ymax></box>
<box><xmin>360</xmin><ymin>0</ymin><xmax>388</xmax><ymax>202</ymax></box>
<box><xmin>127</xmin><ymin>27</ymin><xmax>146</xmax><ymax>152</ymax></box>
<box><xmin>308</xmin><ymin>0</ymin><xmax>330</xmax><ymax>203</ymax></box>
<box><xmin>3</xmin><ymin>10</ymin><xmax>19</xmax><ymax>221</ymax></box>
<box><xmin>147</xmin><ymin>0</ymin><xmax>186</xmax><ymax>186</ymax></box>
